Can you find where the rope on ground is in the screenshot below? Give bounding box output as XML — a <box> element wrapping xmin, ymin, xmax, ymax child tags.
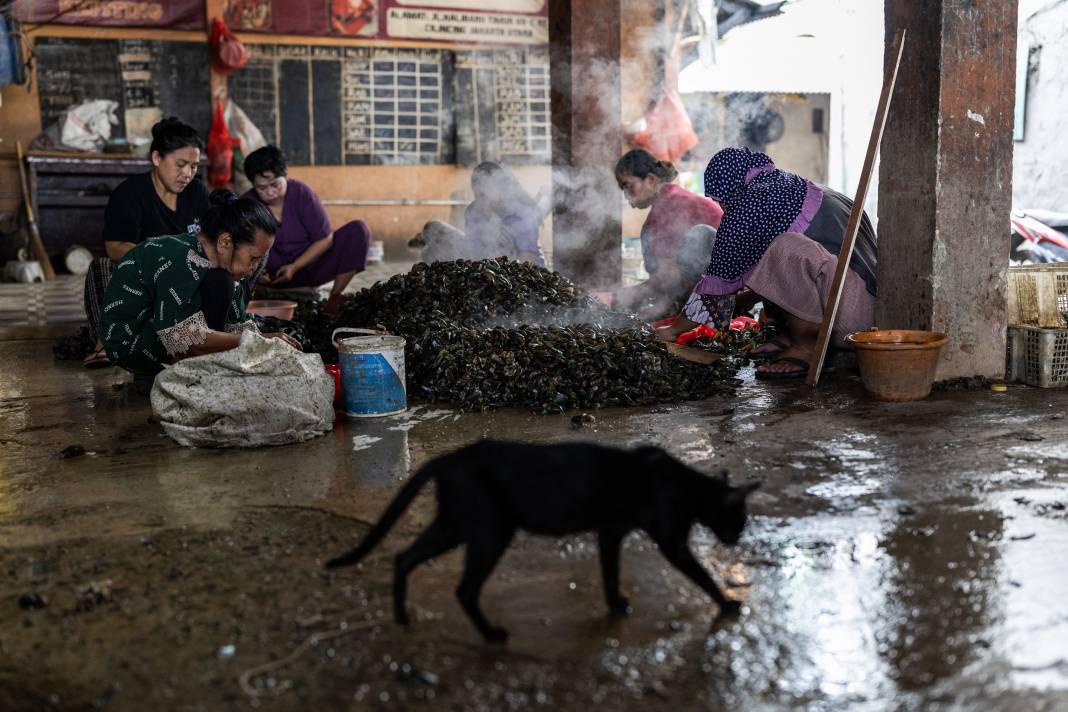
<box><xmin>238</xmin><ymin>605</ymin><xmax>441</xmax><ymax>698</ymax></box>
<box><xmin>239</xmin><ymin>619</ymin><xmax>379</xmax><ymax>698</ymax></box>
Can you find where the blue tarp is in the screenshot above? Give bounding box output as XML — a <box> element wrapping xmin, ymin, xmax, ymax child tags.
<box><xmin>0</xmin><ymin>15</ymin><xmax>24</xmax><ymax>88</ymax></box>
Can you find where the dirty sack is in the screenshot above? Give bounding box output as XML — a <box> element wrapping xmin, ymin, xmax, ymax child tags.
<box><xmin>151</xmin><ymin>330</ymin><xmax>334</xmax><ymax>448</ymax></box>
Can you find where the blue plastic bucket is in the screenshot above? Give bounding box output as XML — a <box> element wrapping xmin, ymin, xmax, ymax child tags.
<box><xmin>332</xmin><ymin>328</ymin><xmax>407</xmax><ymax>418</ymax></box>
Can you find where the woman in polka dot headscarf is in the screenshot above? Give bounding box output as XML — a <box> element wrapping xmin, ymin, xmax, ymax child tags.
<box><xmin>655</xmin><ymin>147</ymin><xmax>879</xmax><ymax>380</ymax></box>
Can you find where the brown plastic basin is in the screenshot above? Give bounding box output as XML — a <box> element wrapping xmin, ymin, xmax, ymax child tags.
<box><xmin>845</xmin><ymin>328</ymin><xmax>949</xmax><ymax>402</ymax></box>
<box><xmin>246</xmin><ymin>299</ymin><xmax>297</xmax><ymax>321</ymax></box>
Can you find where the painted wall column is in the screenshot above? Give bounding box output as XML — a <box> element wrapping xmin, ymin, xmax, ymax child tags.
<box><xmin>548</xmin><ymin>0</ymin><xmax>623</xmax><ymax>288</ymax></box>
<box><xmin>878</xmin><ymin>0</ymin><xmax>1017</xmax><ymax>379</ymax></box>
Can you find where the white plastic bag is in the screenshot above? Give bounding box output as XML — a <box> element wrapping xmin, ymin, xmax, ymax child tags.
<box><xmin>225</xmin><ymin>98</ymin><xmax>266</xmax><ymax>156</ymax></box>
<box><xmin>60</xmin><ymin>100</ymin><xmax>120</xmax><ymax>151</ymax></box>
<box><xmin>151</xmin><ymin>330</ymin><xmax>334</xmax><ymax>448</ymax></box>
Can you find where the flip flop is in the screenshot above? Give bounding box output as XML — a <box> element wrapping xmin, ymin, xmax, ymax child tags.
<box><xmin>82</xmin><ymin>347</ymin><xmax>111</xmax><ymax>369</ymax></box>
<box><xmin>756</xmin><ymin>356</ymin><xmax>836</xmax><ymax>380</ymax></box>
<box><xmin>747</xmin><ymin>337</ymin><xmax>790</xmax><ymax>362</ymax></box>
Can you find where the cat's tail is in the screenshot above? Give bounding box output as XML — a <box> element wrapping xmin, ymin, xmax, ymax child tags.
<box><xmin>325</xmin><ymin>462</ymin><xmax>439</xmax><ymax>570</ymax></box>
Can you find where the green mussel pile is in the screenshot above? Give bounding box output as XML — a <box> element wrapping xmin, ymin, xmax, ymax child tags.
<box><xmin>299</xmin><ymin>258</ymin><xmax>738</xmax><ymax>413</ymax></box>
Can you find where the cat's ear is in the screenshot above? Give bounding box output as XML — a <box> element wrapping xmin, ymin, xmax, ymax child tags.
<box><xmin>723</xmin><ymin>481</ymin><xmax>761</xmax><ymax>508</ymax></box>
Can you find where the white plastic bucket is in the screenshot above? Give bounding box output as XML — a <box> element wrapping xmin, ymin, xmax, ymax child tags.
<box><xmin>64</xmin><ymin>245</ymin><xmax>93</xmax><ymax>275</ymax></box>
<box><xmin>332</xmin><ymin>328</ymin><xmax>407</xmax><ymax>418</ymax></box>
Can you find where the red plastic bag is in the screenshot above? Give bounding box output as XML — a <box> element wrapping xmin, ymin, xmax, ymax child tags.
<box><xmin>675</xmin><ymin>324</ymin><xmax>718</xmax><ymax>345</ymax></box>
<box><xmin>649</xmin><ymin>315</ymin><xmax>761</xmax><ymax>345</ymax></box>
<box><xmin>210</xmin><ymin>18</ymin><xmax>248</xmax><ymax>74</ymax></box>
<box><xmin>730</xmin><ymin>316</ymin><xmax>759</xmax><ymax>331</ymax></box>
<box><xmin>207</xmin><ymin>100</ymin><xmax>240</xmax><ymax>187</ymax></box>
<box><xmin>627</xmin><ymin>88</ymin><xmax>699</xmax><ymax>163</ymax></box>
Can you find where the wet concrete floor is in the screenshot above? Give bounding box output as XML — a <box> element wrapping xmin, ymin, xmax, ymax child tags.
<box><xmin>1</xmin><ymin>333</ymin><xmax>1067</xmax><ymax>711</ymax></box>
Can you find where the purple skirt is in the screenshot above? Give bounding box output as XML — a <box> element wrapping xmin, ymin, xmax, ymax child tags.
<box><xmin>267</xmin><ymin>220</ymin><xmax>371</xmax><ymax>288</ymax></box>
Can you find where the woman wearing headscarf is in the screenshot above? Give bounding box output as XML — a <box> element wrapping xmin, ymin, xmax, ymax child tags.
<box><xmin>656</xmin><ymin>147</ymin><xmax>878</xmax><ymax>379</ymax></box>
<box><xmin>613</xmin><ymin>149</ymin><xmax>723</xmax><ymax>318</ymax></box>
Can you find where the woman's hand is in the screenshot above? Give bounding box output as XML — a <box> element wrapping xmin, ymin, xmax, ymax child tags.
<box><xmin>264</xmin><ymin>332</ymin><xmax>304</xmax><ymax>351</ymax></box>
<box><xmin>272</xmin><ymin>263</ymin><xmax>298</xmax><ymax>285</ymax></box>
<box><xmin>654</xmin><ymin>316</ymin><xmax>698</xmax><ymax>343</ymax></box>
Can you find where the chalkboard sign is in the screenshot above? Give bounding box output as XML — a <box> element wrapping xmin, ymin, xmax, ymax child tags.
<box><xmin>35</xmin><ymin>37</ymin><xmax>210</xmax><ymax>145</ymax></box>
<box><xmin>229</xmin><ymin>44</ymin><xmax>454</xmax><ymax>166</ymax></box>
<box><xmin>228</xmin><ymin>42</ymin><xmax>549</xmax><ymax>167</ymax></box>
<box><xmin>453</xmin><ymin>47</ymin><xmax>550</xmax><ymax>166</ymax></box>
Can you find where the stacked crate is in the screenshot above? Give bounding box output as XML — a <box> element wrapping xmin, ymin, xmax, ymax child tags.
<box><xmin>1006</xmin><ymin>265</ymin><xmax>1068</xmax><ymax>387</ymax></box>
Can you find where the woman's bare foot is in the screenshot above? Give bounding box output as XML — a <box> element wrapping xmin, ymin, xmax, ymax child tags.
<box><xmin>322</xmin><ymin>293</ymin><xmax>346</xmax><ymax>319</ymax></box>
<box><xmin>748</xmin><ymin>335</ymin><xmax>791</xmax><ymax>357</ymax></box>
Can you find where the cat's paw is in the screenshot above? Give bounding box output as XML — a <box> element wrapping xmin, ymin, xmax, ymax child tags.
<box><xmin>719</xmin><ymin>599</ymin><xmax>742</xmax><ymax>617</ymax></box>
<box><xmin>609</xmin><ymin>596</ymin><xmax>632</xmax><ymax>617</ymax></box>
<box><xmin>484</xmin><ymin>627</ymin><xmax>510</xmax><ymax>644</ymax></box>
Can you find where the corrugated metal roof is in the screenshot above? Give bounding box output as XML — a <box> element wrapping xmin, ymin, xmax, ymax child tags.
<box><xmin>681</xmin><ymin>0</ymin><xmax>845</xmax><ymax>94</ymax></box>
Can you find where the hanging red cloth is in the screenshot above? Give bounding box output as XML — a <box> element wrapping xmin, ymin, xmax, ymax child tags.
<box><xmin>207</xmin><ymin>100</ymin><xmax>240</xmax><ymax>187</ymax></box>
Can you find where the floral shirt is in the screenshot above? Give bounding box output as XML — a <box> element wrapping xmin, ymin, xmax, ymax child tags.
<box><xmin>100</xmin><ymin>233</ymin><xmax>247</xmax><ymax>375</ymax></box>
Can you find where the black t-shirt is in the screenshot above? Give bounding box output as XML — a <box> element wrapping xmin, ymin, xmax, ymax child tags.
<box><xmin>102</xmin><ymin>172</ymin><xmax>210</xmax><ymax>246</ymax></box>
<box><xmin>805</xmin><ymin>186</ymin><xmax>878</xmax><ymax>295</ymax></box>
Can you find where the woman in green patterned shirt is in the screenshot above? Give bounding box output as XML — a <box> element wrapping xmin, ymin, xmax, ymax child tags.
<box><xmin>101</xmin><ymin>190</ymin><xmax>301</xmax><ymax>379</ymax></box>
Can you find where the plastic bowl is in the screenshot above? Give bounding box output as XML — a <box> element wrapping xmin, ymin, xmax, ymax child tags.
<box><xmin>846</xmin><ymin>328</ymin><xmax>949</xmax><ymax>401</ymax></box>
<box><xmin>246</xmin><ymin>299</ymin><xmax>297</xmax><ymax>321</ymax></box>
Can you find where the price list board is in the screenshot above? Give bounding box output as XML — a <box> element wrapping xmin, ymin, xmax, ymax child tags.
<box><xmin>453</xmin><ymin>47</ymin><xmax>550</xmax><ymax>165</ymax></box>
<box><xmin>227</xmin><ymin>42</ymin><xmax>551</xmax><ymax>167</ymax></box>
<box><xmin>229</xmin><ymin>43</ymin><xmax>451</xmax><ymax>166</ymax></box>
<box><xmin>342</xmin><ymin>47</ymin><xmax>452</xmax><ymax>165</ymax></box>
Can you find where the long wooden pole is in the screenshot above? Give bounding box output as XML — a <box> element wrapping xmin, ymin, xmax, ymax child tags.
<box><xmin>15</xmin><ymin>141</ymin><xmax>56</xmax><ymax>281</ymax></box>
<box><xmin>806</xmin><ymin>30</ymin><xmax>906</xmax><ymax>386</ymax></box>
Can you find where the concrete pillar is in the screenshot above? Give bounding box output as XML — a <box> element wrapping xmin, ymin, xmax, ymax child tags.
<box><xmin>878</xmin><ymin>0</ymin><xmax>1017</xmax><ymax>379</ymax></box>
<box><xmin>548</xmin><ymin>0</ymin><xmax>623</xmax><ymax>289</ymax></box>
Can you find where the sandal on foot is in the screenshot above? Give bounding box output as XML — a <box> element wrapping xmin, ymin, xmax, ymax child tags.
<box><xmin>756</xmin><ymin>356</ymin><xmax>836</xmax><ymax>380</ymax></box>
<box><xmin>83</xmin><ymin>348</ymin><xmax>111</xmax><ymax>369</ymax></box>
<box><xmin>756</xmin><ymin>356</ymin><xmax>811</xmax><ymax>380</ymax></box>
<box><xmin>747</xmin><ymin>337</ymin><xmax>790</xmax><ymax>362</ymax></box>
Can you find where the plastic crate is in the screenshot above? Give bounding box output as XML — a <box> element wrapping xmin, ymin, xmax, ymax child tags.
<box><xmin>1007</xmin><ymin>324</ymin><xmax>1068</xmax><ymax>388</ymax></box>
<box><xmin>1007</xmin><ymin>264</ymin><xmax>1068</xmax><ymax>327</ymax></box>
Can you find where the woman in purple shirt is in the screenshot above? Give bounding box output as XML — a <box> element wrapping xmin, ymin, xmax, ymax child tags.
<box><xmin>242</xmin><ymin>146</ymin><xmax>370</xmax><ymax>317</ymax></box>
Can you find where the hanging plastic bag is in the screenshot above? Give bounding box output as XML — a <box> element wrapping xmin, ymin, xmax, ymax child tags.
<box><xmin>210</xmin><ymin>18</ymin><xmax>249</xmax><ymax>74</ymax></box>
<box><xmin>627</xmin><ymin>87</ymin><xmax>699</xmax><ymax>163</ymax></box>
<box><xmin>151</xmin><ymin>331</ymin><xmax>334</xmax><ymax>448</ymax></box>
<box><xmin>207</xmin><ymin>100</ymin><xmax>240</xmax><ymax>187</ymax></box>
<box><xmin>224</xmin><ymin>98</ymin><xmax>266</xmax><ymax>156</ymax></box>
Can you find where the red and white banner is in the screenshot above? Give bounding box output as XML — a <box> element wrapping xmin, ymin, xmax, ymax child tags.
<box><xmin>223</xmin><ymin>0</ymin><xmax>547</xmax><ymax>45</ymax></box>
<box><xmin>16</xmin><ymin>0</ymin><xmax>205</xmax><ymax>30</ymax></box>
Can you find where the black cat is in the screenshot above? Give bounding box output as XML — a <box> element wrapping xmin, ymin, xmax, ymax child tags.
<box><xmin>326</xmin><ymin>440</ymin><xmax>760</xmax><ymax>643</ymax></box>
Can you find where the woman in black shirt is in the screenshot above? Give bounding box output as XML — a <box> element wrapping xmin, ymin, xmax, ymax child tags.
<box><xmin>83</xmin><ymin>117</ymin><xmax>210</xmax><ymax>367</ymax></box>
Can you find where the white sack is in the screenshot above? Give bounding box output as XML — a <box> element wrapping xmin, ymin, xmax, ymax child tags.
<box><xmin>151</xmin><ymin>331</ymin><xmax>334</xmax><ymax>448</ymax></box>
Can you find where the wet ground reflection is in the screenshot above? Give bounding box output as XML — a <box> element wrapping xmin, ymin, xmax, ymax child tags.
<box><xmin>1</xmin><ymin>339</ymin><xmax>1068</xmax><ymax>708</ymax></box>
